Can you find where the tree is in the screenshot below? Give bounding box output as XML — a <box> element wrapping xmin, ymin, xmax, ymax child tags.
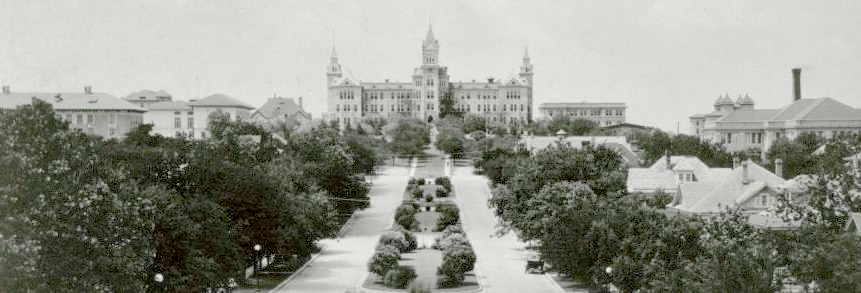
<box><xmin>385</xmin><ymin>118</ymin><xmax>430</xmax><ymax>159</ymax></box>
<box><xmin>435</xmin><ymin>126</ymin><xmax>465</xmax><ymax>158</ymax></box>
<box><xmin>439</xmin><ymin>92</ymin><xmax>461</xmax><ymax>118</ymax></box>
<box><xmin>461</xmin><ymin>114</ymin><xmax>487</xmax><ymax>134</ymax></box>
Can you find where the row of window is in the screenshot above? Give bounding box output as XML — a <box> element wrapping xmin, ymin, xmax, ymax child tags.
<box><xmin>457</xmin><ymin>104</ymin><xmax>529</xmax><ymax>113</ymax></box>
<box><xmin>366</xmin><ymin>92</ymin><xmax>412</xmax><ymax>100</ymax></box>
<box><xmin>174</xmin><ymin>117</ymin><xmax>194</xmax><ymax>129</ymax></box>
<box><xmin>547</xmin><ymin>109</ymin><xmax>625</xmax><ymax>117</ymax></box>
<box><xmin>339</xmin><ymin>92</ymin><xmax>357</xmax><ymax>100</ymax></box>
<box><xmin>64</xmin><ymin>113</ymin><xmax>129</xmax><ymax>126</ymax></box>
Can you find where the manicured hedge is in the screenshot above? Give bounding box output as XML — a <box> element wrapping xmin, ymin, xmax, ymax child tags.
<box><xmin>383</xmin><ymin>265</ymin><xmax>417</xmax><ymax>289</ymax></box>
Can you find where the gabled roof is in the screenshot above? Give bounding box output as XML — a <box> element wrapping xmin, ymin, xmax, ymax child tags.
<box><xmin>123</xmin><ymin>89</ymin><xmax>171</xmax><ymax>102</ymax></box>
<box><xmin>189</xmin><ymin>94</ymin><xmax>254</xmax><ymax>110</ymax></box>
<box><xmin>716</xmin><ymin>109</ymin><xmax>780</xmax><ymax>122</ymax></box>
<box><xmin>252</xmin><ymin>97</ymin><xmax>307</xmax><ymax>119</ymax></box>
<box><xmin>672</xmin><ymin>160</ymin><xmax>785</xmax><ymax>214</ymax></box>
<box><xmin>628</xmin><ymin>155</ymin><xmax>730</xmax><ymax>194</ymax></box>
<box><xmin>0</xmin><ymin>91</ymin><xmax>145</xmax><ymax>112</ymax></box>
<box><xmin>773</xmin><ymin>98</ymin><xmax>861</xmax><ymax>121</ymax></box>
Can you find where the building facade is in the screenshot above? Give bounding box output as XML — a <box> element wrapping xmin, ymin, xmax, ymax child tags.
<box><xmin>0</xmin><ymin>86</ymin><xmax>145</xmax><ymax>139</ymax></box>
<box><xmin>326</xmin><ymin>26</ymin><xmax>533</xmax><ymax>125</ymax></box>
<box><xmin>539</xmin><ymin>102</ymin><xmax>627</xmax><ymax>127</ymax></box>
<box><xmin>690</xmin><ymin>69</ymin><xmax>861</xmax><ymax>156</ymax></box>
<box><xmin>143</xmin><ymin>93</ymin><xmax>254</xmax><ymax>139</ymax></box>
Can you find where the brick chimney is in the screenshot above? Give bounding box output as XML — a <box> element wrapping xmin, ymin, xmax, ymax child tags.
<box><xmin>298</xmin><ymin>96</ymin><xmax>303</xmax><ymax>107</ymax></box>
<box><xmin>84</xmin><ymin>86</ymin><xmax>93</xmax><ymax>94</ymax></box>
<box><xmin>733</xmin><ymin>157</ymin><xmax>740</xmax><ymax>169</ymax></box>
<box><xmin>665</xmin><ymin>150</ymin><xmax>671</xmax><ymax>171</ymax></box>
<box><xmin>775</xmin><ymin>159</ymin><xmax>784</xmax><ymax>179</ymax></box>
<box><xmin>792</xmin><ymin>68</ymin><xmax>801</xmax><ymax>101</ymax></box>
<box><xmin>741</xmin><ymin>160</ymin><xmax>750</xmax><ymax>185</ymax></box>
<box><xmin>1</xmin><ymin>85</ymin><xmax>9</xmax><ymax>94</ymax></box>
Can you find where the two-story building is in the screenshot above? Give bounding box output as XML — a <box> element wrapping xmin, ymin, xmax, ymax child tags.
<box><xmin>539</xmin><ymin>102</ymin><xmax>627</xmax><ymax>127</ymax></box>
<box><xmin>143</xmin><ymin>93</ymin><xmax>254</xmax><ymax>139</ymax></box>
<box><xmin>0</xmin><ymin>86</ymin><xmax>145</xmax><ymax>139</ymax></box>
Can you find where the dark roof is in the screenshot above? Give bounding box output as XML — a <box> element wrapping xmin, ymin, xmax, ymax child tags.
<box><xmin>189</xmin><ymin>94</ymin><xmax>254</xmax><ymax>109</ymax></box>
<box><xmin>252</xmin><ymin>97</ymin><xmax>307</xmax><ymax>119</ymax></box>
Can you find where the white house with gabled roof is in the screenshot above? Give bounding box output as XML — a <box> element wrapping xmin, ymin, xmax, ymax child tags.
<box><xmin>143</xmin><ymin>93</ymin><xmax>254</xmax><ymax>139</ymax></box>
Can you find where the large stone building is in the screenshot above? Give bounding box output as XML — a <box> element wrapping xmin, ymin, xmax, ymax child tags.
<box><xmin>538</xmin><ymin>102</ymin><xmax>626</xmax><ymax>127</ymax></box>
<box><xmin>326</xmin><ymin>26</ymin><xmax>534</xmax><ymax>125</ymax></box>
<box><xmin>690</xmin><ymin>69</ymin><xmax>861</xmax><ymax>156</ymax></box>
<box><xmin>0</xmin><ymin>86</ymin><xmax>145</xmax><ymax>139</ymax></box>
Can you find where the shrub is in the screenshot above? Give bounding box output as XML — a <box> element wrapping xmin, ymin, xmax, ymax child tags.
<box><xmin>435</xmin><ymin>187</ymin><xmax>449</xmax><ymax>198</ymax></box>
<box><xmin>394</xmin><ymin>226</ymin><xmax>418</xmax><ymax>252</ymax></box>
<box><xmin>443</xmin><ymin>244</ymin><xmax>476</xmax><ymax>273</ymax></box>
<box><xmin>416</xmin><ymin>178</ymin><xmax>426</xmax><ymax>186</ymax></box>
<box><xmin>396</xmin><ymin>213</ymin><xmax>419</xmax><ymax>231</ymax></box>
<box><xmin>368</xmin><ymin>248</ymin><xmax>399</xmax><ymax>277</ymax></box>
<box><xmin>434</xmin><ymin>233</ymin><xmax>470</xmax><ymax>251</ymax></box>
<box><xmin>436</xmin><ymin>203</ymin><xmax>460</xmax><ymax>231</ymax></box>
<box><xmin>435</xmin><ymin>177</ymin><xmax>452</xmax><ymax>192</ymax></box>
<box><xmin>379</xmin><ymin>231</ymin><xmax>410</xmax><ymax>253</ymax></box>
<box><xmin>395</xmin><ymin>204</ymin><xmax>416</xmax><ymax>218</ymax></box>
<box><xmin>408</xmin><ymin>281</ymin><xmax>432</xmax><ymax>293</ymax></box>
<box><xmin>439</xmin><ymin>225</ymin><xmax>465</xmax><ymax>239</ymax></box>
<box><xmin>436</xmin><ymin>260</ymin><xmax>465</xmax><ymax>288</ymax></box>
<box><xmin>383</xmin><ymin>265</ymin><xmax>417</xmax><ymax>289</ymax></box>
<box><xmin>424</xmin><ymin>194</ymin><xmax>434</xmax><ymax>202</ymax></box>
<box><xmin>412</xmin><ymin>187</ymin><xmax>424</xmax><ymax>198</ymax></box>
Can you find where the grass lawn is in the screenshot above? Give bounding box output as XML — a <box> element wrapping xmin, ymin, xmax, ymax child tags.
<box><xmin>362</xmin><ymin>248</ymin><xmax>480</xmax><ymax>292</ymax></box>
<box><xmin>415</xmin><ymin>211</ymin><xmax>440</xmax><ymax>232</ymax></box>
<box><xmin>414</xmin><ymin>157</ymin><xmax>446</xmax><ymax>178</ymax></box>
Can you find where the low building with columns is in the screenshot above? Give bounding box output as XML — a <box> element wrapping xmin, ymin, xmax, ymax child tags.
<box><xmin>326</xmin><ymin>25</ymin><xmax>534</xmax><ymax>126</ymax></box>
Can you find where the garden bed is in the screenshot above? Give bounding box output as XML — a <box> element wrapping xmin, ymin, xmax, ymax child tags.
<box><xmin>362</xmin><ymin>248</ymin><xmax>479</xmax><ymax>292</ymax></box>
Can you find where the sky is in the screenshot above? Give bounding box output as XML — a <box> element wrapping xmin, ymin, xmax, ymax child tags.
<box><xmin>1</xmin><ymin>0</ymin><xmax>860</xmax><ymax>133</ymax></box>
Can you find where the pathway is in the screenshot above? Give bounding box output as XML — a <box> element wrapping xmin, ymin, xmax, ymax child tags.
<box><xmin>451</xmin><ymin>165</ymin><xmax>562</xmax><ymax>293</ymax></box>
<box><xmin>269</xmin><ymin>163</ymin><xmax>410</xmax><ymax>292</ymax></box>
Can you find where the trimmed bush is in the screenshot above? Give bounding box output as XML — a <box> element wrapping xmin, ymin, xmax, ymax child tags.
<box><xmin>408</xmin><ymin>281</ymin><xmax>432</xmax><ymax>293</ymax></box>
<box><xmin>416</xmin><ymin>178</ymin><xmax>426</xmax><ymax>186</ymax></box>
<box><xmin>368</xmin><ymin>248</ymin><xmax>399</xmax><ymax>277</ymax></box>
<box><xmin>383</xmin><ymin>265</ymin><xmax>417</xmax><ymax>289</ymax></box>
<box><xmin>436</xmin><ymin>203</ymin><xmax>460</xmax><ymax>231</ymax></box>
<box><xmin>435</xmin><ymin>187</ymin><xmax>449</xmax><ymax>198</ymax></box>
<box><xmin>379</xmin><ymin>231</ymin><xmax>410</xmax><ymax>253</ymax></box>
<box><xmin>436</xmin><ymin>260</ymin><xmax>465</xmax><ymax>288</ymax></box>
<box><xmin>412</xmin><ymin>187</ymin><xmax>424</xmax><ymax>198</ymax></box>
<box><xmin>394</xmin><ymin>225</ymin><xmax>418</xmax><ymax>252</ymax></box>
<box><xmin>395</xmin><ymin>204</ymin><xmax>416</xmax><ymax>218</ymax></box>
<box><xmin>395</xmin><ymin>204</ymin><xmax>419</xmax><ymax>231</ymax></box>
<box><xmin>443</xmin><ymin>244</ymin><xmax>476</xmax><ymax>273</ymax></box>
<box><xmin>439</xmin><ymin>225</ymin><xmax>465</xmax><ymax>239</ymax></box>
<box><xmin>434</xmin><ymin>177</ymin><xmax>452</xmax><ymax>192</ymax></box>
<box><xmin>424</xmin><ymin>194</ymin><xmax>434</xmax><ymax>202</ymax></box>
<box><xmin>434</xmin><ymin>233</ymin><xmax>470</xmax><ymax>251</ymax></box>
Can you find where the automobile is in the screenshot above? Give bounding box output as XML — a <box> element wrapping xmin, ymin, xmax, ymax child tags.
<box><xmin>525</xmin><ymin>251</ymin><xmax>544</xmax><ymax>274</ymax></box>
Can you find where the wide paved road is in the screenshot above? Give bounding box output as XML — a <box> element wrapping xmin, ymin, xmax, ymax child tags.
<box><xmin>270</xmin><ymin>163</ymin><xmax>409</xmax><ymax>293</ymax></box>
<box><xmin>452</xmin><ymin>164</ymin><xmax>561</xmax><ymax>293</ymax></box>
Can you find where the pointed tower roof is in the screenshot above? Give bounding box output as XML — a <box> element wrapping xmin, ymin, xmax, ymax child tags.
<box><xmin>523</xmin><ymin>46</ymin><xmax>530</xmax><ymax>59</ymax></box>
<box><xmin>331</xmin><ymin>45</ymin><xmax>337</xmax><ymax>59</ymax></box>
<box><xmin>714</xmin><ymin>94</ymin><xmax>734</xmax><ymax>106</ymax></box>
<box><xmin>423</xmin><ymin>23</ymin><xmax>439</xmax><ymax>50</ymax></box>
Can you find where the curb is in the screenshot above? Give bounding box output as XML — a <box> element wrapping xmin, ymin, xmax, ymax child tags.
<box><xmin>267</xmin><ymin>242</ymin><xmax>328</xmax><ymax>292</ymax></box>
<box><xmin>543</xmin><ymin>272</ymin><xmax>567</xmax><ymax>293</ymax></box>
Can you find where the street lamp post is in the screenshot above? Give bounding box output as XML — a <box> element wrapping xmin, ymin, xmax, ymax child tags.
<box><xmin>253</xmin><ymin>244</ymin><xmax>262</xmax><ymax>292</ymax></box>
<box><xmin>604</xmin><ymin>266</ymin><xmax>613</xmax><ymax>292</ymax></box>
<box><xmin>154</xmin><ymin>273</ymin><xmax>164</xmax><ymax>293</ymax></box>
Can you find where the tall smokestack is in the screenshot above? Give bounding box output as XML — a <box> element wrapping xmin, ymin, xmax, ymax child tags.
<box><xmin>792</xmin><ymin>68</ymin><xmax>801</xmax><ymax>101</ymax></box>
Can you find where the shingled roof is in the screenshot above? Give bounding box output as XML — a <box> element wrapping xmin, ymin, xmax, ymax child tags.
<box><xmin>0</xmin><ymin>91</ymin><xmax>145</xmax><ymax>112</ymax></box>
<box><xmin>252</xmin><ymin>97</ymin><xmax>307</xmax><ymax>119</ymax></box>
<box><xmin>189</xmin><ymin>93</ymin><xmax>254</xmax><ymax>110</ymax></box>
